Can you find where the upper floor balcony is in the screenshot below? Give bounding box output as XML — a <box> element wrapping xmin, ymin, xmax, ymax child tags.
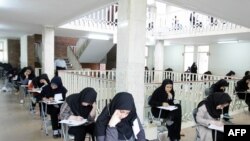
<box><xmin>59</xmin><ymin>2</ymin><xmax>250</xmax><ymax>40</ymax></box>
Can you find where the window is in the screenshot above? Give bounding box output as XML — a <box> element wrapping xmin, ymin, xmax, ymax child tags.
<box><xmin>197</xmin><ymin>45</ymin><xmax>209</xmax><ymax>74</ymax></box>
<box><xmin>184</xmin><ymin>46</ymin><xmax>194</xmax><ymax>71</ymax></box>
<box><xmin>184</xmin><ymin>45</ymin><xmax>209</xmax><ymax>73</ymax></box>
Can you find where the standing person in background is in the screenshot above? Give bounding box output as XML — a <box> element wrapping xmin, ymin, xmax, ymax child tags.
<box><xmin>54</xmin><ymin>58</ymin><xmax>67</xmax><ymax>76</ymax></box>
<box><xmin>96</xmin><ymin>92</ymin><xmax>146</xmax><ymax>141</ymax></box>
<box><xmin>60</xmin><ymin>87</ymin><xmax>97</xmax><ymax>141</ymax></box>
<box><xmin>190</xmin><ymin>62</ymin><xmax>198</xmax><ymax>81</ymax></box>
<box><xmin>41</xmin><ymin>76</ymin><xmax>68</xmax><ymax>138</ymax></box>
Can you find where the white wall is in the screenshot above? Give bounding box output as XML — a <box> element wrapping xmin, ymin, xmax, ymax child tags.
<box><xmin>164</xmin><ymin>45</ymin><xmax>184</xmax><ymax>72</ymax></box>
<box><xmin>209</xmin><ymin>42</ymin><xmax>250</xmax><ymax>77</ymax></box>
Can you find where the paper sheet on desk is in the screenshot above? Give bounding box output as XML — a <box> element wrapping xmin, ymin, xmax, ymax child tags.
<box><xmin>54</xmin><ymin>93</ymin><xmax>63</xmax><ymax>102</ymax></box>
<box><xmin>157</xmin><ymin>106</ymin><xmax>177</xmax><ymax>111</ymax></box>
<box><xmin>132</xmin><ymin>118</ymin><xmax>140</xmax><ymax>139</ymax></box>
<box><xmin>208</xmin><ymin>124</ymin><xmax>224</xmax><ymax>132</ymax></box>
<box><xmin>59</xmin><ymin>119</ymin><xmax>87</xmax><ymax>126</ymax></box>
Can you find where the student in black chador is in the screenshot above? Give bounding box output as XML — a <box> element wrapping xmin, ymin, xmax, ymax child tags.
<box><xmin>205</xmin><ymin>79</ymin><xmax>232</xmax><ymax>121</ymax></box>
<box><xmin>60</xmin><ymin>87</ymin><xmax>97</xmax><ymax>141</ymax></box>
<box><xmin>41</xmin><ymin>76</ymin><xmax>68</xmax><ymax>138</ymax></box>
<box><xmin>149</xmin><ymin>79</ymin><xmax>182</xmax><ymax>141</ymax></box>
<box><xmin>235</xmin><ymin>75</ymin><xmax>250</xmax><ymax>111</ymax></box>
<box><xmin>96</xmin><ymin>92</ymin><xmax>146</xmax><ymax>141</ymax></box>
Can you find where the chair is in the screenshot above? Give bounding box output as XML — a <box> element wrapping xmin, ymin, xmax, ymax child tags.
<box><xmin>146</xmin><ymin>95</ymin><xmax>167</xmax><ymax>141</ymax></box>
<box><xmin>61</xmin><ymin>107</ymin><xmax>100</xmax><ymax>141</ymax></box>
<box><xmin>147</xmin><ymin>95</ymin><xmax>181</xmax><ymax>141</ymax></box>
<box><xmin>192</xmin><ymin>108</ymin><xmax>201</xmax><ymax>141</ymax></box>
<box><xmin>232</xmin><ymin>92</ymin><xmax>248</xmax><ymax>111</ymax></box>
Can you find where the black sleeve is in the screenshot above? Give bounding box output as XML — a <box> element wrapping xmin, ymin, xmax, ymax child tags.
<box><xmin>148</xmin><ymin>89</ymin><xmax>163</xmax><ymax>107</ymax></box>
<box><xmin>62</xmin><ymin>87</ymin><xmax>68</xmax><ymax>100</ymax></box>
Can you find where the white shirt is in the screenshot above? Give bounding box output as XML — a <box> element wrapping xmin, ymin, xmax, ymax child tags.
<box><xmin>55</xmin><ymin>59</ymin><xmax>67</xmax><ymax>69</ymax></box>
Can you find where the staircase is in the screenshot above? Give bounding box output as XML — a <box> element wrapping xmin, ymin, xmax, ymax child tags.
<box><xmin>63</xmin><ymin>58</ymin><xmax>74</xmax><ymax>70</ymax></box>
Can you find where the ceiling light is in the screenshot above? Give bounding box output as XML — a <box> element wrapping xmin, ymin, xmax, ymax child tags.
<box><xmin>217</xmin><ymin>40</ymin><xmax>238</xmax><ymax>44</ymax></box>
<box><xmin>164</xmin><ymin>41</ymin><xmax>171</xmax><ymax>46</ymax></box>
<box><xmin>147</xmin><ymin>0</ymin><xmax>155</xmax><ymax>5</ymax></box>
<box><xmin>87</xmin><ymin>34</ymin><xmax>110</xmax><ymax>40</ymax></box>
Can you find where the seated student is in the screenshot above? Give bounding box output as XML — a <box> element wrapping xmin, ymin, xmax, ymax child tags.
<box><xmin>245</xmin><ymin>71</ymin><xmax>250</xmax><ymax>76</ymax></box>
<box><xmin>18</xmin><ymin>66</ymin><xmax>36</xmax><ymax>103</ymax></box>
<box><xmin>201</xmin><ymin>71</ymin><xmax>212</xmax><ymax>80</ymax></box>
<box><xmin>149</xmin><ymin>79</ymin><xmax>182</xmax><ymax>141</ymax></box>
<box><xmin>195</xmin><ymin>92</ymin><xmax>231</xmax><ymax>141</ymax></box>
<box><xmin>204</xmin><ymin>79</ymin><xmax>232</xmax><ymax>120</ymax></box>
<box><xmin>225</xmin><ymin>71</ymin><xmax>235</xmax><ymax>79</ymax></box>
<box><xmin>59</xmin><ymin>87</ymin><xmax>97</xmax><ymax>141</ymax></box>
<box><xmin>235</xmin><ymin>75</ymin><xmax>250</xmax><ymax>111</ymax></box>
<box><xmin>31</xmin><ymin>74</ymin><xmax>50</xmax><ymax>115</ymax></box>
<box><xmin>96</xmin><ymin>92</ymin><xmax>146</xmax><ymax>141</ymax></box>
<box><xmin>41</xmin><ymin>76</ymin><xmax>68</xmax><ymax>138</ymax></box>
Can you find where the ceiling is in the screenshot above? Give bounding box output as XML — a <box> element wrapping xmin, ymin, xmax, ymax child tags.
<box><xmin>1</xmin><ymin>0</ymin><xmax>250</xmax><ymax>45</ymax></box>
<box><xmin>0</xmin><ymin>0</ymin><xmax>115</xmax><ymax>38</ymax></box>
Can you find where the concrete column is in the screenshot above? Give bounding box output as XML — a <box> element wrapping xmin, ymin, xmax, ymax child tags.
<box><xmin>20</xmin><ymin>36</ymin><xmax>28</xmax><ymax>68</ymax></box>
<box><xmin>154</xmin><ymin>40</ymin><xmax>164</xmax><ymax>83</ymax></box>
<box><xmin>42</xmin><ymin>26</ymin><xmax>55</xmax><ymax>79</ymax></box>
<box><xmin>116</xmin><ymin>0</ymin><xmax>146</xmax><ymax>121</ymax></box>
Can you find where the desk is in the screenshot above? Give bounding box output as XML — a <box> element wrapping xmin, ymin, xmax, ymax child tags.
<box><xmin>157</xmin><ymin>105</ymin><xmax>177</xmax><ymax>119</ymax></box>
<box><xmin>40</xmin><ymin>100</ymin><xmax>64</xmax><ymax>136</ymax></box>
<box><xmin>27</xmin><ymin>89</ymin><xmax>42</xmax><ymax>118</ymax></box>
<box><xmin>59</xmin><ymin>119</ymin><xmax>87</xmax><ymax>141</ymax></box>
<box><xmin>233</xmin><ymin>91</ymin><xmax>250</xmax><ymax>110</ymax></box>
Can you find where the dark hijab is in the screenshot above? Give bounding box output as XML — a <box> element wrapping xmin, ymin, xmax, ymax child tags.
<box><xmin>20</xmin><ymin>66</ymin><xmax>35</xmax><ymax>80</ymax></box>
<box><xmin>41</xmin><ymin>76</ymin><xmax>67</xmax><ymax>100</ymax></box>
<box><xmin>96</xmin><ymin>92</ymin><xmax>137</xmax><ymax>140</ymax></box>
<box><xmin>32</xmin><ymin>73</ymin><xmax>50</xmax><ymax>88</ymax></box>
<box><xmin>211</xmin><ymin>79</ymin><xmax>229</xmax><ymax>92</ymax></box>
<box><xmin>199</xmin><ymin>92</ymin><xmax>231</xmax><ymax>119</ymax></box>
<box><xmin>149</xmin><ymin>79</ymin><xmax>175</xmax><ymax>106</ymax></box>
<box><xmin>66</xmin><ymin>87</ymin><xmax>97</xmax><ymax>118</ymax></box>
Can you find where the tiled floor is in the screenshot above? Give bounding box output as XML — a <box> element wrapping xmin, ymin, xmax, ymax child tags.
<box><xmin>0</xmin><ymin>85</ymin><xmax>249</xmax><ymax>141</ymax></box>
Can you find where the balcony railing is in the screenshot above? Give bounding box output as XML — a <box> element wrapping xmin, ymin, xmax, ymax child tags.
<box><xmin>60</xmin><ymin>3</ymin><xmax>250</xmax><ymax>39</ymax></box>
<box><xmin>58</xmin><ymin>70</ymin><xmax>244</xmax><ymax>122</ymax></box>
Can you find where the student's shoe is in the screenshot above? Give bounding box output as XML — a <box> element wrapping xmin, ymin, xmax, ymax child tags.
<box><xmin>166</xmin><ymin>120</ymin><xmax>174</xmax><ymax>126</ymax></box>
<box><xmin>53</xmin><ymin>134</ymin><xmax>59</xmax><ymax>138</ymax></box>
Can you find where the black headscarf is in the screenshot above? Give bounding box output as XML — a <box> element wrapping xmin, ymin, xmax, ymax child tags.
<box><xmin>41</xmin><ymin>76</ymin><xmax>67</xmax><ymax>100</ymax></box>
<box><xmin>32</xmin><ymin>73</ymin><xmax>50</xmax><ymax>88</ymax></box>
<box><xmin>66</xmin><ymin>87</ymin><xmax>97</xmax><ymax>118</ymax></box>
<box><xmin>201</xmin><ymin>92</ymin><xmax>231</xmax><ymax>119</ymax></box>
<box><xmin>20</xmin><ymin>66</ymin><xmax>35</xmax><ymax>80</ymax></box>
<box><xmin>149</xmin><ymin>79</ymin><xmax>175</xmax><ymax>106</ymax></box>
<box><xmin>96</xmin><ymin>92</ymin><xmax>137</xmax><ymax>140</ymax></box>
<box><xmin>211</xmin><ymin>79</ymin><xmax>229</xmax><ymax>92</ymax></box>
